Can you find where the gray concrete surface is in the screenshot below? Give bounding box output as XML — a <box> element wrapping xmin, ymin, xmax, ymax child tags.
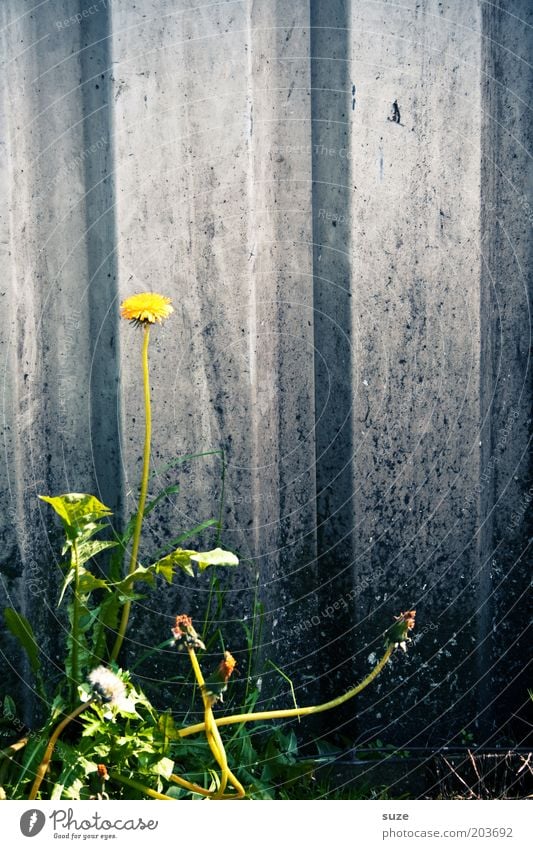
<box><xmin>0</xmin><ymin>0</ymin><xmax>531</xmax><ymax>748</ymax></box>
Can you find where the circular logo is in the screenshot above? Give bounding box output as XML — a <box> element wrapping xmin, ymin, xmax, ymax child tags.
<box><xmin>20</xmin><ymin>809</ymin><xmax>46</xmax><ymax>837</ymax></box>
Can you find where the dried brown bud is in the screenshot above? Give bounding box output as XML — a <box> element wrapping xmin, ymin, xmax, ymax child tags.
<box><xmin>385</xmin><ymin>610</ymin><xmax>416</xmax><ymax>652</ymax></box>
<box><xmin>97</xmin><ymin>763</ymin><xmax>109</xmax><ymax>781</ymax></box>
<box><xmin>171</xmin><ymin>614</ymin><xmax>206</xmax><ymax>651</ymax></box>
<box><xmin>203</xmin><ymin>651</ymin><xmax>237</xmax><ymax>705</ymax></box>
<box><xmin>218</xmin><ymin>651</ymin><xmax>237</xmax><ymax>683</ymax></box>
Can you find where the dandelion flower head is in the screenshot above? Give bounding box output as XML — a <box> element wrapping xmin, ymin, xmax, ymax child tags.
<box><xmin>120</xmin><ymin>292</ymin><xmax>174</xmax><ymax>326</ymax></box>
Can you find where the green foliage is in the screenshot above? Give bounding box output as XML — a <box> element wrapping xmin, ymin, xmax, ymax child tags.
<box><xmin>1</xmin><ymin>449</ymin><xmax>253</xmax><ymax>800</ymax></box>
<box><xmin>3</xmin><ymin>609</ymin><xmax>40</xmax><ymax>676</ymax></box>
<box><xmin>1</xmin><ymin>379</ymin><xmax>402</xmax><ymax>801</ymax></box>
<box><xmin>39</xmin><ymin>493</ymin><xmax>112</xmax><ymax>534</ymax></box>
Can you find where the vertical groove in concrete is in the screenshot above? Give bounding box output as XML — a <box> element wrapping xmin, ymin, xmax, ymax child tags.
<box><xmin>244</xmin><ymin>0</ymin><xmax>320</xmax><ymax>700</ymax></box>
<box><xmin>0</xmin><ymin>0</ymin><xmax>123</xmax><ymax>719</ymax></box>
<box><xmin>347</xmin><ymin>0</ymin><xmax>485</xmax><ymax>746</ymax></box>
<box><xmin>79</xmin><ymin>8</ymin><xmax>122</xmax><ymax>523</ymax></box>
<box><xmin>0</xmin><ymin>1</ymin><xmax>28</xmax><ymax>709</ymax></box>
<box><xmin>477</xmin><ymin>0</ymin><xmax>499</xmax><ymax>742</ymax></box>
<box><xmin>310</xmin><ymin>0</ymin><xmax>356</xmax><ymax>712</ymax></box>
<box><xmin>480</xmin><ymin>0</ymin><xmax>533</xmax><ymax>743</ymax></box>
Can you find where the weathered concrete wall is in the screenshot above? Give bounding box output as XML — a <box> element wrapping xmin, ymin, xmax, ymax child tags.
<box><xmin>0</xmin><ymin>0</ymin><xmax>531</xmax><ymax>748</ymax></box>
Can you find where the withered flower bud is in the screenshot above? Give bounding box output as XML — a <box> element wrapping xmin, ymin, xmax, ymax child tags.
<box><xmin>97</xmin><ymin>763</ymin><xmax>109</xmax><ymax>781</ymax></box>
<box><xmin>385</xmin><ymin>610</ymin><xmax>416</xmax><ymax>652</ymax></box>
<box><xmin>171</xmin><ymin>614</ymin><xmax>206</xmax><ymax>651</ymax></box>
<box><xmin>203</xmin><ymin>651</ymin><xmax>237</xmax><ymax>706</ymax></box>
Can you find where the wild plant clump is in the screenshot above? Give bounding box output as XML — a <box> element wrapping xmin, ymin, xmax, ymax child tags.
<box><xmin>1</xmin><ymin>293</ymin><xmax>416</xmax><ymax>800</ymax></box>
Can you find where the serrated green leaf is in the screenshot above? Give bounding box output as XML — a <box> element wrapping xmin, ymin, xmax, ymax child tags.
<box><xmin>76</xmin><ymin>539</ymin><xmax>118</xmax><ymax>568</ymax></box>
<box><xmin>77</xmin><ymin>569</ymin><xmax>110</xmax><ymax>596</ymax></box>
<box><xmin>39</xmin><ymin>493</ymin><xmax>112</xmax><ymax>530</ymax></box>
<box><xmin>190</xmin><ymin>547</ymin><xmax>239</xmax><ymax>572</ymax></box>
<box><xmin>3</xmin><ymin>608</ymin><xmax>40</xmax><ymax>674</ymax></box>
<box><xmin>57</xmin><ymin>569</ymin><xmax>76</xmax><ymax>607</ymax></box>
<box><xmin>117</xmin><ymin>591</ymin><xmax>146</xmax><ymax>604</ymax></box>
<box><xmin>58</xmin><ymin>564</ymin><xmax>109</xmax><ymax>608</ymax></box>
<box><xmin>154</xmin><ymin>560</ymin><xmax>175</xmax><ymax>583</ymax></box>
<box><xmin>50</xmin><ymin>742</ymin><xmax>97</xmax><ymax>800</ymax></box>
<box><xmin>150</xmin><ymin>549</ymin><xmax>197</xmax><ymax>580</ymax></box>
<box><xmin>110</xmin><ymin>565</ymin><xmax>156</xmax><ymax>594</ymax></box>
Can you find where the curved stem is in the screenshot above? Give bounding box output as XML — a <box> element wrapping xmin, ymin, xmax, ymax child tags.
<box><xmin>170</xmin><ymin>771</ymin><xmax>245</xmax><ymax>801</ymax></box>
<box><xmin>109</xmin><ymin>771</ymin><xmax>174</xmax><ymax>800</ymax></box>
<box><xmin>187</xmin><ymin>648</ymin><xmax>230</xmax><ymax>798</ymax></box>
<box><xmin>170</xmin><ymin>773</ymin><xmax>216</xmax><ymax>798</ymax></box>
<box><xmin>178</xmin><ymin>645</ymin><xmax>394</xmax><ymax>739</ymax></box>
<box><xmin>205</xmin><ymin>713</ymin><xmax>229</xmax><ymax>798</ymax></box>
<box><xmin>28</xmin><ymin>700</ymin><xmax>93</xmax><ymax>800</ymax></box>
<box><xmin>111</xmin><ymin>324</ymin><xmax>152</xmax><ymax>662</ymax></box>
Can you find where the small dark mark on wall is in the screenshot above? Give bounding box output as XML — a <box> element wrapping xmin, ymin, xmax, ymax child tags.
<box><xmin>352</xmin><ymin>83</ymin><xmax>356</xmax><ymax>111</ymax></box>
<box><xmin>439</xmin><ymin>209</ymin><xmax>450</xmax><ymax>232</ymax></box>
<box><xmin>387</xmin><ymin>99</ymin><xmax>403</xmax><ymax>125</ymax></box>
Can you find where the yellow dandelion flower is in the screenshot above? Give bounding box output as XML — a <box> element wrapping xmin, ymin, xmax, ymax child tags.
<box><xmin>120</xmin><ymin>292</ymin><xmax>174</xmax><ymax>326</ymax></box>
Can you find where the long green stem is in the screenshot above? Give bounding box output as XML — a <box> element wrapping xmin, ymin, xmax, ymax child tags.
<box><xmin>245</xmin><ymin>573</ymin><xmax>261</xmax><ymax>702</ymax></box>
<box><xmin>111</xmin><ymin>324</ymin><xmax>152</xmax><ymax>661</ymax></box>
<box><xmin>201</xmin><ymin>449</ymin><xmax>226</xmax><ymax>642</ymax></box>
<box><xmin>70</xmin><ymin>540</ymin><xmax>80</xmax><ymax>700</ymax></box>
<box><xmin>28</xmin><ymin>700</ymin><xmax>93</xmax><ymax>800</ymax></box>
<box><xmin>215</xmin><ymin>447</ymin><xmax>225</xmax><ymax>546</ymax></box>
<box><xmin>178</xmin><ymin>645</ymin><xmax>394</xmax><ymax>739</ymax></box>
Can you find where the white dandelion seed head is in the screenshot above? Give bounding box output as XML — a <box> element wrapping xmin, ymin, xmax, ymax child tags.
<box><xmin>88</xmin><ymin>666</ymin><xmax>128</xmax><ymax>707</ymax></box>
